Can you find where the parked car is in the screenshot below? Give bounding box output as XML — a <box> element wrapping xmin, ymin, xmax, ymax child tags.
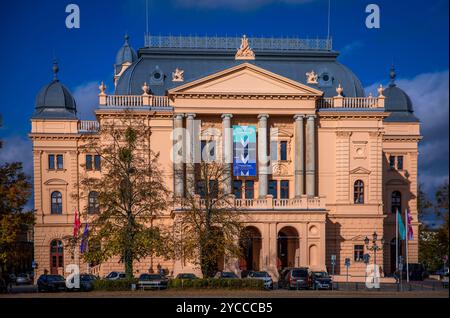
<box><xmin>402</xmin><ymin>263</ymin><xmax>428</xmax><ymax>281</ymax></box>
<box><xmin>310</xmin><ymin>271</ymin><xmax>332</xmax><ymax>290</ymax></box>
<box><xmin>175</xmin><ymin>273</ymin><xmax>199</xmax><ymax>280</ymax></box>
<box><xmin>278</xmin><ymin>267</ymin><xmax>310</xmax><ymax>290</ymax></box>
<box><xmin>105</xmin><ymin>271</ymin><xmax>126</xmax><ymax>280</ymax></box>
<box><xmin>246</xmin><ymin>271</ymin><xmax>273</xmax><ymax>289</ymax></box>
<box><xmin>70</xmin><ymin>274</ymin><xmax>97</xmax><ymax>292</ymax></box>
<box><xmin>435</xmin><ymin>267</ymin><xmax>449</xmax><ymax>278</ymax></box>
<box><xmin>37</xmin><ymin>274</ymin><xmax>67</xmax><ymax>292</ymax></box>
<box><xmin>16</xmin><ymin>273</ymin><xmax>32</xmax><ymax>285</ymax></box>
<box><xmin>215</xmin><ymin>271</ymin><xmax>239</xmax><ymax>279</ymax></box>
<box><xmin>442</xmin><ymin>272</ymin><xmax>449</xmax><ymax>289</ymax></box>
<box><xmin>8</xmin><ymin>274</ymin><xmax>16</xmax><ymax>284</ymax></box>
<box><xmin>137</xmin><ymin>274</ymin><xmax>168</xmax><ymax>290</ymax></box>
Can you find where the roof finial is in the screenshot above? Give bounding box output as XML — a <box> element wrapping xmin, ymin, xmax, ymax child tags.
<box><xmin>124</xmin><ymin>33</ymin><xmax>130</xmax><ymax>45</ymax></box>
<box><xmin>52</xmin><ymin>60</ymin><xmax>59</xmax><ymax>81</ymax></box>
<box><xmin>389</xmin><ymin>64</ymin><xmax>396</xmax><ymax>87</ymax></box>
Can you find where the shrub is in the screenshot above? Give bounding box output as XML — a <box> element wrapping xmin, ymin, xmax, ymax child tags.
<box><xmin>168</xmin><ymin>278</ymin><xmax>264</xmax><ymax>290</ymax></box>
<box><xmin>92</xmin><ymin>278</ymin><xmax>138</xmax><ymax>291</ymax></box>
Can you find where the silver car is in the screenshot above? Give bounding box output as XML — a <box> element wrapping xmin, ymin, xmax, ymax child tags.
<box><xmin>16</xmin><ymin>273</ymin><xmax>32</xmax><ymax>285</ymax></box>
<box><xmin>247</xmin><ymin>271</ymin><xmax>273</xmax><ymax>289</ymax></box>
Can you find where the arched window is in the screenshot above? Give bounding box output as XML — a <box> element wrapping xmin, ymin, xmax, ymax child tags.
<box><xmin>391</xmin><ymin>191</ymin><xmax>402</xmax><ymax>214</ymax></box>
<box><xmin>50</xmin><ymin>240</ymin><xmax>64</xmax><ymax>274</ymax></box>
<box><xmin>88</xmin><ymin>191</ymin><xmax>100</xmax><ymax>214</ymax></box>
<box><xmin>51</xmin><ymin>191</ymin><xmax>63</xmax><ymax>214</ymax></box>
<box><xmin>354</xmin><ymin>180</ymin><xmax>364</xmax><ymax>204</ymax></box>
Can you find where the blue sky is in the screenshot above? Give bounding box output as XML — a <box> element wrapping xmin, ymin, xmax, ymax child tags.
<box><xmin>0</xmin><ymin>0</ymin><xmax>448</xmax><ymax>216</ymax></box>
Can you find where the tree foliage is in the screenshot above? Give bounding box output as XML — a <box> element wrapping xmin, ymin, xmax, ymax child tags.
<box><xmin>0</xmin><ymin>162</ymin><xmax>33</xmax><ymax>269</ymax></box>
<box><xmin>78</xmin><ymin>113</ymin><xmax>171</xmax><ymax>278</ymax></box>
<box><xmin>174</xmin><ymin>162</ymin><xmax>245</xmax><ymax>278</ymax></box>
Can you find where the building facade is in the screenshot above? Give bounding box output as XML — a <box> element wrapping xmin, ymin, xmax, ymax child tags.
<box><xmin>30</xmin><ymin>35</ymin><xmax>421</xmax><ymax>281</ymax></box>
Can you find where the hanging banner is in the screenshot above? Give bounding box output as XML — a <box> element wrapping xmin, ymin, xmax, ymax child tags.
<box><xmin>233</xmin><ymin>125</ymin><xmax>257</xmax><ymax>177</ymax></box>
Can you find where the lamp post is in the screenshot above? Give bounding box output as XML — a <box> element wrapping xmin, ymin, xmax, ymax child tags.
<box><xmin>364</xmin><ymin>232</ymin><xmax>384</xmax><ymax>284</ymax></box>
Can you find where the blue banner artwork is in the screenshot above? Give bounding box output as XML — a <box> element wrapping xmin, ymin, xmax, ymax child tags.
<box><xmin>233</xmin><ymin>125</ymin><xmax>257</xmax><ymax>177</ymax></box>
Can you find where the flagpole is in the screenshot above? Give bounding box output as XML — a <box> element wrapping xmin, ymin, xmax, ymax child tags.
<box><xmin>405</xmin><ymin>209</ymin><xmax>409</xmax><ymax>283</ymax></box>
<box><xmin>396</xmin><ymin>209</ymin><xmax>399</xmax><ymax>272</ymax></box>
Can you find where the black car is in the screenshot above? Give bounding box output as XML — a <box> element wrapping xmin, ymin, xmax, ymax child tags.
<box><xmin>37</xmin><ymin>274</ymin><xmax>67</xmax><ymax>292</ymax></box>
<box><xmin>310</xmin><ymin>271</ymin><xmax>332</xmax><ymax>290</ymax></box>
<box><xmin>67</xmin><ymin>274</ymin><xmax>97</xmax><ymax>292</ymax></box>
<box><xmin>175</xmin><ymin>273</ymin><xmax>199</xmax><ymax>280</ymax></box>
<box><xmin>215</xmin><ymin>271</ymin><xmax>239</xmax><ymax>279</ymax></box>
<box><xmin>402</xmin><ymin>263</ymin><xmax>428</xmax><ymax>281</ymax></box>
<box><xmin>278</xmin><ymin>268</ymin><xmax>310</xmax><ymax>290</ymax></box>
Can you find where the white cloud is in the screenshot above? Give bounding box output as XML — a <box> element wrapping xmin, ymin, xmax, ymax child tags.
<box><xmin>0</xmin><ymin>135</ymin><xmax>33</xmax><ymax>177</ymax></box>
<box><xmin>175</xmin><ymin>0</ymin><xmax>315</xmax><ymax>10</ymax></box>
<box><xmin>73</xmin><ymin>81</ymin><xmax>100</xmax><ymax>120</ymax></box>
<box><xmin>366</xmin><ymin>70</ymin><xmax>450</xmax><ymax>196</ymax></box>
<box><xmin>339</xmin><ymin>41</ymin><xmax>363</xmax><ymax>56</ymax></box>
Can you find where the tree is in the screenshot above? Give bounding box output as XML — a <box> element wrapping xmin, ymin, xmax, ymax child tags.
<box><xmin>78</xmin><ymin>113</ymin><xmax>171</xmax><ymax>278</ymax></box>
<box><xmin>0</xmin><ymin>162</ymin><xmax>33</xmax><ymax>272</ymax></box>
<box><xmin>174</xmin><ymin>161</ymin><xmax>245</xmax><ymax>278</ymax></box>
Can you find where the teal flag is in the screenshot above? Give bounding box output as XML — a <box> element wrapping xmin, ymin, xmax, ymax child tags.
<box><xmin>398</xmin><ymin>211</ymin><xmax>406</xmax><ymax>240</ymax></box>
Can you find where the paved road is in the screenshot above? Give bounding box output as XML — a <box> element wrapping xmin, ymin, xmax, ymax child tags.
<box><xmin>1</xmin><ymin>286</ymin><xmax>448</xmax><ymax>298</ymax></box>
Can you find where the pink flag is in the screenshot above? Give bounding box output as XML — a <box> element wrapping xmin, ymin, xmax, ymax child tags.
<box><xmin>73</xmin><ymin>210</ymin><xmax>81</xmax><ymax>237</ymax></box>
<box><xmin>406</xmin><ymin>210</ymin><xmax>414</xmax><ymax>240</ymax></box>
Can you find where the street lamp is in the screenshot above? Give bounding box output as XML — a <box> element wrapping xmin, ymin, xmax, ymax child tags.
<box><xmin>364</xmin><ymin>232</ymin><xmax>385</xmax><ymax>284</ymax></box>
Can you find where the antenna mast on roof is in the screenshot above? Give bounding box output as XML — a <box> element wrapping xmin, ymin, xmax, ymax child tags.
<box><xmin>327</xmin><ymin>0</ymin><xmax>331</xmax><ymax>41</ymax></box>
<box><xmin>145</xmin><ymin>0</ymin><xmax>150</xmax><ymax>47</ymax></box>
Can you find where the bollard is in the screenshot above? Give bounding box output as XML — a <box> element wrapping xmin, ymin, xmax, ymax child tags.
<box><xmin>432</xmin><ymin>282</ymin><xmax>435</xmax><ymax>291</ymax></box>
<box><xmin>409</xmin><ymin>284</ymin><xmax>412</xmax><ymax>291</ymax></box>
<box><xmin>355</xmin><ymin>282</ymin><xmax>358</xmax><ymax>291</ymax></box>
<box><xmin>397</xmin><ymin>283</ymin><xmax>400</xmax><ymax>292</ymax></box>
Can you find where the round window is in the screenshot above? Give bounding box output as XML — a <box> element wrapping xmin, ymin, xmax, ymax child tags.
<box><xmin>322</xmin><ymin>74</ymin><xmax>330</xmax><ymax>82</ymax></box>
<box><xmin>153</xmin><ymin>72</ymin><xmax>161</xmax><ymax>80</ymax></box>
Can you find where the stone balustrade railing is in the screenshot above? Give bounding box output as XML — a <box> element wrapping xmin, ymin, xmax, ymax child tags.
<box><xmin>177</xmin><ymin>196</ymin><xmax>326</xmax><ymax>211</ymax></box>
<box><xmin>78</xmin><ymin>120</ymin><xmax>100</xmax><ymax>133</ymax></box>
<box><xmin>99</xmin><ymin>94</ymin><xmax>171</xmax><ymax>108</ymax></box>
<box><xmin>316</xmin><ymin>96</ymin><xmax>384</xmax><ymax>109</ymax></box>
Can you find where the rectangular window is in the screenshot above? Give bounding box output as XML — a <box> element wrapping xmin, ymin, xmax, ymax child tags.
<box><xmin>94</xmin><ymin>155</ymin><xmax>101</xmax><ymax>171</ymax></box>
<box><xmin>389</xmin><ymin>155</ymin><xmax>395</xmax><ymax>169</ymax></box>
<box><xmin>354</xmin><ymin>245</ymin><xmax>364</xmax><ymax>262</ymax></box>
<box><xmin>233</xmin><ymin>180</ymin><xmax>243</xmax><ymax>199</ymax></box>
<box><xmin>209</xmin><ymin>180</ymin><xmax>218</xmax><ymax>199</ymax></box>
<box><xmin>280</xmin><ymin>141</ymin><xmax>288</xmax><ymax>161</ymax></box>
<box><xmin>397</xmin><ymin>156</ymin><xmax>404</xmax><ymax>170</ymax></box>
<box><xmin>86</xmin><ymin>155</ymin><xmax>93</xmax><ymax>170</ymax></box>
<box><xmin>280</xmin><ymin>180</ymin><xmax>289</xmax><ymax>199</ymax></box>
<box><xmin>268</xmin><ymin>180</ymin><xmax>278</xmax><ymax>199</ymax></box>
<box><xmin>196</xmin><ymin>180</ymin><xmax>205</xmax><ymax>198</ymax></box>
<box><xmin>56</xmin><ymin>155</ymin><xmax>64</xmax><ymax>170</ymax></box>
<box><xmin>245</xmin><ymin>180</ymin><xmax>254</xmax><ymax>199</ymax></box>
<box><xmin>48</xmin><ymin>155</ymin><xmax>55</xmax><ymax>170</ymax></box>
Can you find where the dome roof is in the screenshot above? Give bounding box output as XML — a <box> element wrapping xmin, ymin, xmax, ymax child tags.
<box><xmin>115</xmin><ymin>34</ymin><xmax>138</xmax><ymax>66</ymax></box>
<box><xmin>115</xmin><ymin>48</ymin><xmax>365</xmax><ymax>97</ymax></box>
<box><xmin>33</xmin><ymin>62</ymin><xmax>77</xmax><ymax>120</ymax></box>
<box><xmin>383</xmin><ymin>66</ymin><xmax>419</xmax><ymax>123</ymax></box>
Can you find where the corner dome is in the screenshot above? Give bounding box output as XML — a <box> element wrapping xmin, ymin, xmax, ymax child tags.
<box><xmin>384</xmin><ymin>66</ymin><xmax>418</xmax><ymax>123</ymax></box>
<box><xmin>33</xmin><ymin>62</ymin><xmax>77</xmax><ymax>120</ymax></box>
<box><xmin>115</xmin><ymin>34</ymin><xmax>138</xmax><ymax>66</ymax></box>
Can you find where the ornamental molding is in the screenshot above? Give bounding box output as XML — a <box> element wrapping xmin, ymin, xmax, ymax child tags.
<box><xmin>383</xmin><ymin>135</ymin><xmax>422</xmax><ymax>142</ymax></box>
<box><xmin>349</xmin><ymin>167</ymin><xmax>371</xmax><ymax>175</ymax></box>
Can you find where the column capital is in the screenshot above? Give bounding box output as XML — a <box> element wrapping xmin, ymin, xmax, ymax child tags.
<box><xmin>221</xmin><ymin>114</ymin><xmax>233</xmax><ymax>120</ymax></box>
<box><xmin>173</xmin><ymin>114</ymin><xmax>184</xmax><ymax>120</ymax></box>
<box><xmin>294</xmin><ymin>114</ymin><xmax>305</xmax><ymax>121</ymax></box>
<box><xmin>257</xmin><ymin>114</ymin><xmax>270</xmax><ymax>120</ymax></box>
<box><xmin>186</xmin><ymin>113</ymin><xmax>196</xmax><ymax>119</ymax></box>
<box><xmin>307</xmin><ymin>114</ymin><xmax>317</xmax><ymax>120</ymax></box>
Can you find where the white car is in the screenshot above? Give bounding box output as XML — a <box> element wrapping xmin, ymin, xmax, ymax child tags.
<box><xmin>105</xmin><ymin>271</ymin><xmax>126</xmax><ymax>280</ymax></box>
<box><xmin>442</xmin><ymin>272</ymin><xmax>449</xmax><ymax>289</ymax></box>
<box><xmin>247</xmin><ymin>271</ymin><xmax>273</xmax><ymax>289</ymax></box>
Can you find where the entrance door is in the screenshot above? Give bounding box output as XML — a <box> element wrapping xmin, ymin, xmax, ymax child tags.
<box><xmin>50</xmin><ymin>240</ymin><xmax>64</xmax><ymax>275</ymax></box>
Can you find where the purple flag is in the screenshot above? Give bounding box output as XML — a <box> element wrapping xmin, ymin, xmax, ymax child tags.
<box><xmin>80</xmin><ymin>223</ymin><xmax>89</xmax><ymax>254</ymax></box>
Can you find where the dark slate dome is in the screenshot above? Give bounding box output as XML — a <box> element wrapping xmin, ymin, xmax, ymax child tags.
<box><xmin>384</xmin><ymin>66</ymin><xmax>419</xmax><ymax>122</ymax></box>
<box><xmin>33</xmin><ymin>62</ymin><xmax>77</xmax><ymax>120</ymax></box>
<box><xmin>115</xmin><ymin>34</ymin><xmax>138</xmax><ymax>66</ymax></box>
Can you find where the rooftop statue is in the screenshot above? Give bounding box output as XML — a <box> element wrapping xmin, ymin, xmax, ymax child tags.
<box><xmin>235</xmin><ymin>35</ymin><xmax>255</xmax><ymax>60</ymax></box>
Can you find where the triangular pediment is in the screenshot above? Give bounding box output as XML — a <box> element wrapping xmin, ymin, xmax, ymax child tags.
<box><xmin>169</xmin><ymin>63</ymin><xmax>323</xmax><ymax>97</ymax></box>
<box><xmin>350</xmin><ymin>167</ymin><xmax>371</xmax><ymax>175</ymax></box>
<box><xmin>44</xmin><ymin>178</ymin><xmax>68</xmax><ymax>186</ymax></box>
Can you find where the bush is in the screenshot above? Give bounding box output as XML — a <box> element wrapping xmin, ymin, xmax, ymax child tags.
<box><xmin>92</xmin><ymin>278</ymin><xmax>138</xmax><ymax>291</ymax></box>
<box><xmin>168</xmin><ymin>278</ymin><xmax>264</xmax><ymax>290</ymax></box>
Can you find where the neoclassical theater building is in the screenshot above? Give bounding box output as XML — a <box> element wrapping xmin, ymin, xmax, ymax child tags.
<box><xmin>30</xmin><ymin>35</ymin><xmax>421</xmax><ymax>280</ymax></box>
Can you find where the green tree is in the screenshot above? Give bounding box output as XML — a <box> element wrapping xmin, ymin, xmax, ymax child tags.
<box><xmin>0</xmin><ymin>162</ymin><xmax>33</xmax><ymax>272</ymax></box>
<box><xmin>78</xmin><ymin>113</ymin><xmax>171</xmax><ymax>278</ymax></box>
<box><xmin>174</xmin><ymin>162</ymin><xmax>244</xmax><ymax>278</ymax></box>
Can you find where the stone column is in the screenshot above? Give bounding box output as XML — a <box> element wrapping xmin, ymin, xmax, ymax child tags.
<box><xmin>185</xmin><ymin>113</ymin><xmax>196</xmax><ymax>197</ymax></box>
<box><xmin>222</xmin><ymin>114</ymin><xmax>233</xmax><ymax>195</ymax></box>
<box><xmin>258</xmin><ymin>114</ymin><xmax>269</xmax><ymax>198</ymax></box>
<box><xmin>294</xmin><ymin>115</ymin><xmax>305</xmax><ymax>197</ymax></box>
<box><xmin>173</xmin><ymin>114</ymin><xmax>184</xmax><ymax>197</ymax></box>
<box><xmin>305</xmin><ymin>115</ymin><xmax>316</xmax><ymax>197</ymax></box>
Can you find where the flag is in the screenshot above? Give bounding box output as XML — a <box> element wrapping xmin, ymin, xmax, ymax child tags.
<box><xmin>397</xmin><ymin>210</ymin><xmax>406</xmax><ymax>240</ymax></box>
<box><xmin>80</xmin><ymin>223</ymin><xmax>89</xmax><ymax>254</ymax></box>
<box><xmin>73</xmin><ymin>210</ymin><xmax>81</xmax><ymax>237</ymax></box>
<box><xmin>406</xmin><ymin>210</ymin><xmax>414</xmax><ymax>240</ymax></box>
